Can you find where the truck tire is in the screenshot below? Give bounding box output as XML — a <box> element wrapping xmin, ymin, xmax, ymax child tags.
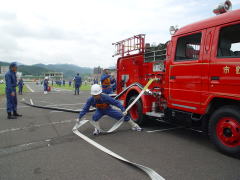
<box><xmin>208</xmin><ymin>105</ymin><xmax>240</xmax><ymax>156</ymax></box>
<box><xmin>127</xmin><ymin>96</ymin><xmax>145</xmax><ymax>125</ymax></box>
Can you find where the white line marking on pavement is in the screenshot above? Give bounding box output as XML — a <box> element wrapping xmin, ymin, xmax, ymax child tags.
<box><xmin>26</xmin><ymin>84</ymin><xmax>35</xmax><ymax>92</ymax></box>
<box><xmin>30</xmin><ymin>98</ymin><xmax>34</xmax><ymax>105</ymax></box>
<box><xmin>53</xmin><ymin>88</ymin><xmax>72</xmax><ymax>92</ymax></box>
<box><xmin>0</xmin><ymin>119</ymin><xmax>75</xmax><ymax>134</ymax></box>
<box><xmin>38</xmin><ymin>100</ymin><xmax>51</xmax><ymax>103</ymax></box>
<box><xmin>0</xmin><ymin>106</ymin><xmax>30</xmax><ymax>110</ymax></box>
<box><xmin>146</xmin><ymin>127</ymin><xmax>182</xmax><ymax>133</ymax></box>
<box><xmin>50</xmin><ymin>111</ymin><xmax>63</xmax><ymax>113</ymax></box>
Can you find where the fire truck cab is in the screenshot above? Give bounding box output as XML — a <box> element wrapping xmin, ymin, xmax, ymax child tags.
<box><xmin>114</xmin><ymin>2</ymin><xmax>240</xmax><ymax>155</ymax></box>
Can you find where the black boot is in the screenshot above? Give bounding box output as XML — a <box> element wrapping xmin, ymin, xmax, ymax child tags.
<box><xmin>13</xmin><ymin>111</ymin><xmax>22</xmax><ymax>117</ymax></box>
<box><xmin>8</xmin><ymin>112</ymin><xmax>17</xmax><ymax>119</ymax></box>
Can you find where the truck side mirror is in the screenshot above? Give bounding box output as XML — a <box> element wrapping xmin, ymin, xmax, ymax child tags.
<box><xmin>167</xmin><ymin>41</ymin><xmax>172</xmax><ymax>57</ymax></box>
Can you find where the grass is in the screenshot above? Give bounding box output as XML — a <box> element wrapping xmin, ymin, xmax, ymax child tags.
<box><xmin>0</xmin><ymin>84</ymin><xmax>4</xmax><ymax>95</ymax></box>
<box><xmin>52</xmin><ymin>84</ymin><xmax>91</xmax><ymax>91</ymax></box>
<box><xmin>0</xmin><ymin>84</ymin><xmax>29</xmax><ymax>95</ymax></box>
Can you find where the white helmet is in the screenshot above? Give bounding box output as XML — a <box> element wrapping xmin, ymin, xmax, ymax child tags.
<box><xmin>45</xmin><ymin>76</ymin><xmax>48</xmax><ymax>80</ymax></box>
<box><xmin>91</xmin><ymin>84</ymin><xmax>102</xmax><ymax>95</ymax></box>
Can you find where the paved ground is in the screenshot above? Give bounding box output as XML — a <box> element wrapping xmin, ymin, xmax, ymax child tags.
<box><xmin>0</xmin><ymin>83</ymin><xmax>240</xmax><ymax>180</ymax></box>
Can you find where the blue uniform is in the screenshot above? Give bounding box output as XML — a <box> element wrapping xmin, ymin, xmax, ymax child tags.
<box><xmin>79</xmin><ymin>94</ymin><xmax>130</xmax><ymax>122</ymax></box>
<box><xmin>44</xmin><ymin>79</ymin><xmax>48</xmax><ymax>91</ymax></box>
<box><xmin>93</xmin><ymin>79</ymin><xmax>98</xmax><ymax>84</ymax></box>
<box><xmin>74</xmin><ymin>75</ymin><xmax>82</xmax><ymax>95</ymax></box>
<box><xmin>5</xmin><ymin>70</ymin><xmax>17</xmax><ymax>113</ymax></box>
<box><xmin>101</xmin><ymin>73</ymin><xmax>113</xmax><ymax>94</ymax></box>
<box><xmin>18</xmin><ymin>79</ymin><xmax>24</xmax><ymax>94</ymax></box>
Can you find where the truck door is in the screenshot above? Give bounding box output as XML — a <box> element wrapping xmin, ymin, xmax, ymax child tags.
<box><xmin>169</xmin><ymin>31</ymin><xmax>205</xmax><ymax>113</ymax></box>
<box><xmin>209</xmin><ymin>22</ymin><xmax>240</xmax><ymax>98</ymax></box>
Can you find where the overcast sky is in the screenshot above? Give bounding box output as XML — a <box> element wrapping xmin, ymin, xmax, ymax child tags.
<box><xmin>0</xmin><ymin>0</ymin><xmax>239</xmax><ymax>68</ymax></box>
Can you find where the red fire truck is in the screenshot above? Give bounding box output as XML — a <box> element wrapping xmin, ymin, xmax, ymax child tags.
<box><xmin>113</xmin><ymin>1</ymin><xmax>240</xmax><ymax>155</ymax></box>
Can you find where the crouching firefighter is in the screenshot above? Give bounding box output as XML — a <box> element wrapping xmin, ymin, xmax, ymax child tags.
<box><xmin>5</xmin><ymin>62</ymin><xmax>22</xmax><ymax>119</ymax></box>
<box><xmin>77</xmin><ymin>84</ymin><xmax>142</xmax><ymax>135</ymax></box>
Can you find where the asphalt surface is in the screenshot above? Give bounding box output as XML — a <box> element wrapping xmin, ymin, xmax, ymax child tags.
<box><xmin>0</xmin><ymin>82</ymin><xmax>240</xmax><ymax>180</ymax></box>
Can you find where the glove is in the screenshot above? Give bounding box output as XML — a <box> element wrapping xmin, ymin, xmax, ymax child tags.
<box><xmin>122</xmin><ymin>111</ymin><xmax>128</xmax><ymax>116</ymax></box>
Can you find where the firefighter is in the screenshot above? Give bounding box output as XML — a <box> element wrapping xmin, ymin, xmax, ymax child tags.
<box><xmin>101</xmin><ymin>69</ymin><xmax>113</xmax><ymax>94</ymax></box>
<box><xmin>43</xmin><ymin>77</ymin><xmax>49</xmax><ymax>94</ymax></box>
<box><xmin>69</xmin><ymin>80</ymin><xmax>72</xmax><ymax>87</ymax></box>
<box><xmin>18</xmin><ymin>78</ymin><xmax>24</xmax><ymax>95</ymax></box>
<box><xmin>5</xmin><ymin>62</ymin><xmax>22</xmax><ymax>119</ymax></box>
<box><xmin>77</xmin><ymin>84</ymin><xmax>142</xmax><ymax>135</ymax></box>
<box><xmin>63</xmin><ymin>79</ymin><xmax>65</xmax><ymax>86</ymax></box>
<box><xmin>73</xmin><ymin>73</ymin><xmax>82</xmax><ymax>95</ymax></box>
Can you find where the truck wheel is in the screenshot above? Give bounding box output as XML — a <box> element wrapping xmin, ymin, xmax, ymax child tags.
<box><xmin>127</xmin><ymin>96</ymin><xmax>145</xmax><ymax>125</ymax></box>
<box><xmin>208</xmin><ymin>105</ymin><xmax>240</xmax><ymax>156</ymax></box>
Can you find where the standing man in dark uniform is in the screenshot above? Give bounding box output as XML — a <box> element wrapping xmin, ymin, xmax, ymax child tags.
<box><xmin>43</xmin><ymin>77</ymin><xmax>49</xmax><ymax>94</ymax></box>
<box><xmin>73</xmin><ymin>73</ymin><xmax>82</xmax><ymax>95</ymax></box>
<box><xmin>101</xmin><ymin>69</ymin><xmax>113</xmax><ymax>94</ymax></box>
<box><xmin>5</xmin><ymin>62</ymin><xmax>22</xmax><ymax>119</ymax></box>
<box><xmin>18</xmin><ymin>78</ymin><xmax>24</xmax><ymax>95</ymax></box>
<box><xmin>93</xmin><ymin>78</ymin><xmax>98</xmax><ymax>84</ymax></box>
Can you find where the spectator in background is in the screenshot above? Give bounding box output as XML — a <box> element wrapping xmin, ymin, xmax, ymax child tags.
<box><xmin>18</xmin><ymin>78</ymin><xmax>24</xmax><ymax>95</ymax></box>
<box><xmin>93</xmin><ymin>78</ymin><xmax>98</xmax><ymax>84</ymax></box>
<box><xmin>73</xmin><ymin>73</ymin><xmax>82</xmax><ymax>95</ymax></box>
<box><xmin>44</xmin><ymin>77</ymin><xmax>49</xmax><ymax>94</ymax></box>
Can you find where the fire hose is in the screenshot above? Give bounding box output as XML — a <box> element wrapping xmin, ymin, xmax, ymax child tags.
<box><xmin>74</xmin><ymin>78</ymin><xmax>156</xmax><ymax>133</ymax></box>
<box><xmin>73</xmin><ymin>79</ymin><xmax>165</xmax><ymax>180</ymax></box>
<box><xmin>21</xmin><ymin>98</ymin><xmax>96</xmax><ymax>113</ymax></box>
<box><xmin>22</xmin><ymin>79</ymin><xmax>164</xmax><ymax>180</ymax></box>
<box><xmin>21</xmin><ymin>81</ymin><xmax>146</xmax><ymax>114</ymax></box>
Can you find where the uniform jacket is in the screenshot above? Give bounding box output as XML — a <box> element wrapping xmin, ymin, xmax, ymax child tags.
<box><xmin>18</xmin><ymin>80</ymin><xmax>24</xmax><ymax>87</ymax></box>
<box><xmin>101</xmin><ymin>73</ymin><xmax>111</xmax><ymax>88</ymax></box>
<box><xmin>74</xmin><ymin>75</ymin><xmax>82</xmax><ymax>85</ymax></box>
<box><xmin>79</xmin><ymin>94</ymin><xmax>125</xmax><ymax>119</ymax></box>
<box><xmin>5</xmin><ymin>70</ymin><xmax>17</xmax><ymax>93</ymax></box>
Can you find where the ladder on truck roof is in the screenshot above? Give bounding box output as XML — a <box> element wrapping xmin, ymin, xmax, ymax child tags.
<box><xmin>112</xmin><ymin>34</ymin><xmax>145</xmax><ymax>57</ymax></box>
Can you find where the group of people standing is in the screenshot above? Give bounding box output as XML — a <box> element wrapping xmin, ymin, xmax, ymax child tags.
<box><xmin>4</xmin><ymin>63</ymin><xmax>141</xmax><ymax>135</ymax></box>
<box><xmin>40</xmin><ymin>68</ymin><xmax>116</xmax><ymax>96</ymax></box>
